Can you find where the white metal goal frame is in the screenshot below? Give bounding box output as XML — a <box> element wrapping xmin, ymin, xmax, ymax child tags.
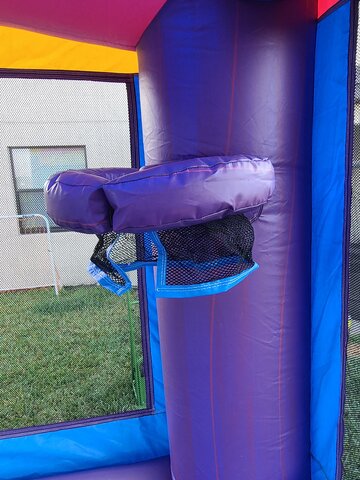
<box><xmin>0</xmin><ymin>213</ymin><xmax>59</xmax><ymax>296</ymax></box>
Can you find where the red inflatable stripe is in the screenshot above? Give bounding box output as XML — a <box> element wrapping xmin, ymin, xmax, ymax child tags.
<box><xmin>318</xmin><ymin>0</ymin><xmax>341</xmax><ymax>17</ymax></box>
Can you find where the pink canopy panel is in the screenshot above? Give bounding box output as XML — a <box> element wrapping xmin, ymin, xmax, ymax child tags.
<box><xmin>318</xmin><ymin>0</ymin><xmax>341</xmax><ymax>17</ymax></box>
<box><xmin>0</xmin><ymin>0</ymin><xmax>167</xmax><ymax>49</ymax></box>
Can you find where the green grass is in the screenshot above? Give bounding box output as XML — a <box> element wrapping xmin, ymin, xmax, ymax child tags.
<box><xmin>3</xmin><ymin>285</ymin><xmax>359</xmax><ymax>472</ymax></box>
<box><xmin>0</xmin><ymin>285</ymin><xmax>145</xmax><ymax>431</ymax></box>
<box><xmin>349</xmin><ymin>333</ymin><xmax>360</xmax><ymax>345</ymax></box>
<box><xmin>343</xmin><ymin>336</ymin><xmax>360</xmax><ymax>480</ymax></box>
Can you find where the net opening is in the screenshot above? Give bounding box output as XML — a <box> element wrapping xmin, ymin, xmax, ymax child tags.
<box><xmin>89</xmin><ymin>213</ymin><xmax>258</xmax><ymax>299</ymax></box>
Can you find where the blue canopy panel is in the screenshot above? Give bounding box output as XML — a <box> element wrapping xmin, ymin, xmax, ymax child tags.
<box><xmin>311</xmin><ymin>2</ymin><xmax>352</xmax><ymax>479</ymax></box>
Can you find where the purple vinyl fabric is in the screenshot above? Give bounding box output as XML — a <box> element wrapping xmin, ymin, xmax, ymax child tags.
<box><xmin>138</xmin><ymin>0</ymin><xmax>316</xmax><ymax>478</ymax></box>
<box><xmin>44</xmin><ymin>167</ymin><xmax>135</xmax><ymax>234</ymax></box>
<box><xmin>45</xmin><ymin>156</ymin><xmax>274</xmax><ymax>234</ymax></box>
<box><xmin>39</xmin><ymin>456</ymin><xmax>171</xmax><ymax>480</ymax></box>
<box><xmin>104</xmin><ymin>155</ymin><xmax>274</xmax><ymax>232</ymax></box>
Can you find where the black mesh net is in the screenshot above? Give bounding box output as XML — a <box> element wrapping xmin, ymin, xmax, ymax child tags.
<box><xmin>91</xmin><ymin>232</ymin><xmax>128</xmax><ymax>288</ymax></box>
<box><xmin>157</xmin><ymin>214</ymin><xmax>255</xmax><ymax>286</ymax></box>
<box><xmin>90</xmin><ymin>231</ymin><xmax>158</xmax><ymax>291</ymax></box>
<box><xmin>108</xmin><ymin>231</ymin><xmax>157</xmax><ymax>266</ymax></box>
<box><xmin>343</xmin><ymin>16</ymin><xmax>360</xmax><ymax>479</ymax></box>
<box><xmin>91</xmin><ymin>214</ymin><xmax>255</xmax><ymax>292</ymax></box>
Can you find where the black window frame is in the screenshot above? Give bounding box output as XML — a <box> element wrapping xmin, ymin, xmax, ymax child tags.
<box><xmin>9</xmin><ymin>144</ymin><xmax>88</xmax><ymax>234</ymax></box>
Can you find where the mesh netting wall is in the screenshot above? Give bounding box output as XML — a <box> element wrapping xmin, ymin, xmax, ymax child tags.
<box><xmin>0</xmin><ymin>76</ymin><xmax>149</xmax><ymax>433</ymax></box>
<box><xmin>343</xmin><ymin>17</ymin><xmax>360</xmax><ymax>479</ymax></box>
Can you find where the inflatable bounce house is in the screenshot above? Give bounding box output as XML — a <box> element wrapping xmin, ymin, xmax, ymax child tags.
<box><xmin>0</xmin><ymin>0</ymin><xmax>359</xmax><ymax>479</ymax></box>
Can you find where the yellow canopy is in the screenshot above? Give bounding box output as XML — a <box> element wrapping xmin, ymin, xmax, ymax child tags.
<box><xmin>0</xmin><ymin>26</ymin><xmax>139</xmax><ymax>73</ymax></box>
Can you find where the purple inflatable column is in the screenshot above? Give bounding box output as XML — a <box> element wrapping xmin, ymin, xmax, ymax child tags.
<box><xmin>138</xmin><ymin>1</ymin><xmax>316</xmax><ymax>478</ymax></box>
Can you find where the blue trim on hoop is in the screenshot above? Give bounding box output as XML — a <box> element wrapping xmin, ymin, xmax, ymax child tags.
<box><xmin>150</xmin><ymin>231</ymin><xmax>259</xmax><ymax>298</ymax></box>
<box><xmin>87</xmin><ymin>261</ymin><xmax>131</xmax><ymax>297</ymax></box>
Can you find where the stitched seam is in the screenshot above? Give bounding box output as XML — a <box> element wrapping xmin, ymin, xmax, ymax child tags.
<box><xmin>106</xmin><ymin>158</ymin><xmax>271</xmax><ymax>186</ymax></box>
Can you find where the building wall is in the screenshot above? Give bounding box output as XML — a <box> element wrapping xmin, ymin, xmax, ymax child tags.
<box><xmin>0</xmin><ymin>78</ymin><xmax>133</xmax><ymax>290</ymax></box>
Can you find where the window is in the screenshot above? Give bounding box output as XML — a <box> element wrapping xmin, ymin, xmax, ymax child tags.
<box><xmin>0</xmin><ymin>74</ymin><xmax>152</xmax><ymax>435</ymax></box>
<box><xmin>11</xmin><ymin>146</ymin><xmax>87</xmax><ymax>233</ymax></box>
